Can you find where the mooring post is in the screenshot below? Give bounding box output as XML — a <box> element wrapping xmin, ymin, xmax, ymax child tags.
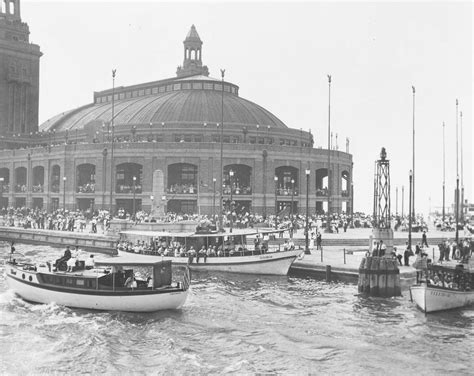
<box><xmin>321</xmin><ymin>247</ymin><xmax>323</xmax><ymax>263</ymax></box>
<box><xmin>343</xmin><ymin>248</ymin><xmax>346</xmax><ymax>264</ymax></box>
<box><xmin>432</xmin><ymin>247</ymin><xmax>435</xmax><ymax>260</ymax></box>
<box><xmin>326</xmin><ymin>265</ymin><xmax>331</xmax><ymax>282</ymax></box>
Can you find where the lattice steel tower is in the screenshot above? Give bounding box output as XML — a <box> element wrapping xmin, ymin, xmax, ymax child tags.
<box><xmin>373</xmin><ymin>147</ymin><xmax>391</xmax><ymax>229</ymax></box>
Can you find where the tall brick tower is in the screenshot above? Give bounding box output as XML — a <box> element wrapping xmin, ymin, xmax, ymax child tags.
<box><xmin>176</xmin><ymin>25</ymin><xmax>209</xmax><ymax>78</ymax></box>
<box><xmin>0</xmin><ymin>0</ymin><xmax>42</xmax><ymax>136</ymax></box>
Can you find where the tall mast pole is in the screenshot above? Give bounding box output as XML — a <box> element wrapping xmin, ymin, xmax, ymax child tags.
<box><xmin>460</xmin><ymin>111</ymin><xmax>464</xmax><ymax>218</ymax></box>
<box><xmin>442</xmin><ymin>121</ymin><xmax>445</xmax><ymax>222</ymax></box>
<box><xmin>218</xmin><ymin>69</ymin><xmax>225</xmax><ymax>231</ymax></box>
<box><xmin>411</xmin><ymin>86</ymin><xmax>415</xmax><ymax>221</ymax></box>
<box><xmin>455</xmin><ymin>99</ymin><xmax>459</xmax><ymax>245</ymax></box>
<box><xmin>326</xmin><ymin>74</ymin><xmax>331</xmax><ymax>232</ymax></box>
<box><xmin>109</xmin><ymin>69</ymin><xmax>116</xmax><ymax>215</ymax></box>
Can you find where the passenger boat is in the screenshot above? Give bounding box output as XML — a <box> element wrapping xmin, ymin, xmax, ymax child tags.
<box><xmin>409</xmin><ymin>263</ymin><xmax>474</xmax><ymax>313</ymax></box>
<box><xmin>5</xmin><ymin>252</ymin><xmax>190</xmax><ymax>312</ymax></box>
<box><xmin>117</xmin><ymin>228</ymin><xmax>303</xmax><ymax>276</ymax></box>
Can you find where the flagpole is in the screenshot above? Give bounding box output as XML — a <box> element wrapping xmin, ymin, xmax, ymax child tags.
<box><xmin>411</xmin><ymin>86</ymin><xmax>415</xmax><ymax>221</ymax></box>
<box><xmin>442</xmin><ymin>121</ymin><xmax>445</xmax><ymax>222</ymax></box>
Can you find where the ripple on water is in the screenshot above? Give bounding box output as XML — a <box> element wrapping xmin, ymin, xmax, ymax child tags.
<box><xmin>1</xmin><ymin>243</ymin><xmax>473</xmax><ymax>375</ymax></box>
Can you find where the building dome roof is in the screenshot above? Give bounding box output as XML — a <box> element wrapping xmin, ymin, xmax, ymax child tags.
<box><xmin>40</xmin><ymin>26</ymin><xmax>288</xmax><ymax>132</ymax></box>
<box><xmin>39</xmin><ymin>76</ymin><xmax>288</xmax><ymax>132</ymax></box>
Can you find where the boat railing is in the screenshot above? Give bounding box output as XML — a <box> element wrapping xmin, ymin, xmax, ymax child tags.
<box><xmin>424</xmin><ymin>265</ymin><xmax>473</xmax><ymax>292</ymax></box>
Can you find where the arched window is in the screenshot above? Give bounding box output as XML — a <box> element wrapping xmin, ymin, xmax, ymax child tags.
<box><xmin>50</xmin><ymin>165</ymin><xmax>60</xmax><ymax>193</ymax></box>
<box><xmin>14</xmin><ymin>167</ymin><xmax>27</xmax><ymax>192</ymax></box>
<box><xmin>0</xmin><ymin>168</ymin><xmax>10</xmax><ymax>193</ymax></box>
<box><xmin>315</xmin><ymin>168</ymin><xmax>329</xmax><ymax>196</ymax></box>
<box><xmin>167</xmin><ymin>163</ymin><xmax>197</xmax><ymax>194</ymax></box>
<box><xmin>32</xmin><ymin>166</ymin><xmax>44</xmax><ymax>193</ymax></box>
<box><xmin>224</xmin><ymin>164</ymin><xmax>252</xmax><ymax>195</ymax></box>
<box><xmin>116</xmin><ymin>163</ymin><xmax>143</xmax><ymax>193</ymax></box>
<box><xmin>275</xmin><ymin>166</ymin><xmax>298</xmax><ymax>196</ymax></box>
<box><xmin>76</xmin><ymin>164</ymin><xmax>96</xmax><ymax>193</ymax></box>
<box><xmin>341</xmin><ymin>171</ymin><xmax>350</xmax><ymax>197</ymax></box>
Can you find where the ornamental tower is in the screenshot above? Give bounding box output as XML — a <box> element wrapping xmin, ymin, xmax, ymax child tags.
<box><xmin>176</xmin><ymin>25</ymin><xmax>209</xmax><ymax>77</ymax></box>
<box><xmin>0</xmin><ymin>0</ymin><xmax>42</xmax><ymax>136</ymax></box>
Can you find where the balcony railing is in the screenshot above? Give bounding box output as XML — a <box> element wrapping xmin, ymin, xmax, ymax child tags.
<box><xmin>15</xmin><ymin>184</ymin><xmax>27</xmax><ymax>193</ymax></box>
<box><xmin>116</xmin><ymin>184</ymin><xmax>142</xmax><ymax>194</ymax></box>
<box><xmin>276</xmin><ymin>188</ymin><xmax>298</xmax><ymax>196</ymax></box>
<box><xmin>167</xmin><ymin>184</ymin><xmax>197</xmax><ymax>194</ymax></box>
<box><xmin>1</xmin><ymin>184</ymin><xmax>9</xmax><ymax>193</ymax></box>
<box><xmin>77</xmin><ymin>183</ymin><xmax>96</xmax><ymax>193</ymax></box>
<box><xmin>32</xmin><ymin>185</ymin><xmax>44</xmax><ymax>193</ymax></box>
<box><xmin>223</xmin><ymin>185</ymin><xmax>252</xmax><ymax>195</ymax></box>
<box><xmin>51</xmin><ymin>183</ymin><xmax>59</xmax><ymax>193</ymax></box>
<box><xmin>316</xmin><ymin>188</ymin><xmax>328</xmax><ymax>196</ymax></box>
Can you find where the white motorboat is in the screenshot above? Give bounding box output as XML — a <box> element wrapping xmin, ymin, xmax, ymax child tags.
<box><xmin>410</xmin><ymin>264</ymin><xmax>474</xmax><ymax>313</ymax></box>
<box><xmin>117</xmin><ymin>228</ymin><xmax>303</xmax><ymax>276</ymax></box>
<box><xmin>5</xmin><ymin>253</ymin><xmax>190</xmax><ymax>312</ymax></box>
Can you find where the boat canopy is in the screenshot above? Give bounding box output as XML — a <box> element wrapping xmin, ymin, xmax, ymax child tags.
<box><xmin>120</xmin><ymin>228</ymin><xmax>282</xmax><ymax>239</ymax></box>
<box><xmin>95</xmin><ymin>254</ymin><xmax>172</xmax><ymax>267</ymax></box>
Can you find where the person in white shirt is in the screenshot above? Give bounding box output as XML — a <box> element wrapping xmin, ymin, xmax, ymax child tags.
<box><xmin>85</xmin><ymin>254</ymin><xmax>95</xmax><ymax>269</ymax></box>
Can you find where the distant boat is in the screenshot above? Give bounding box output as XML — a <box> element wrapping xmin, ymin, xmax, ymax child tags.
<box><xmin>5</xmin><ymin>254</ymin><xmax>190</xmax><ymax>312</ymax></box>
<box><xmin>409</xmin><ymin>263</ymin><xmax>474</xmax><ymax>313</ymax></box>
<box><xmin>117</xmin><ymin>228</ymin><xmax>303</xmax><ymax>276</ymax></box>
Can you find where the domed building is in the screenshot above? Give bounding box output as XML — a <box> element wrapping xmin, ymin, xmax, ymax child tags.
<box><xmin>0</xmin><ymin>7</ymin><xmax>353</xmax><ymax>217</ymax></box>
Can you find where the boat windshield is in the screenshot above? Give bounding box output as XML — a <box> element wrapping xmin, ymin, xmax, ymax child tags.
<box><xmin>425</xmin><ymin>265</ymin><xmax>473</xmax><ymax>291</ymax></box>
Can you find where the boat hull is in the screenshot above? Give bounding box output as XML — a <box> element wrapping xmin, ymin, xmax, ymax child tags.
<box><xmin>118</xmin><ymin>249</ymin><xmax>302</xmax><ymax>275</ymax></box>
<box><xmin>6</xmin><ymin>270</ymin><xmax>188</xmax><ymax>312</ymax></box>
<box><xmin>410</xmin><ymin>284</ymin><xmax>474</xmax><ymax>313</ymax></box>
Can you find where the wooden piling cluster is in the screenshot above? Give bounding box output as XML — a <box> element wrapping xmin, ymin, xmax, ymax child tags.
<box><xmin>358</xmin><ymin>257</ymin><xmax>401</xmax><ymax>297</ymax></box>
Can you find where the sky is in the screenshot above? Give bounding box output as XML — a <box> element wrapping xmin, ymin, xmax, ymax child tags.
<box><xmin>22</xmin><ymin>0</ymin><xmax>472</xmax><ymax>216</ymax></box>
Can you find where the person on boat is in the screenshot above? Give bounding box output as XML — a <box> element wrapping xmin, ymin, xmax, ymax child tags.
<box><xmin>283</xmin><ymin>240</ymin><xmax>290</xmax><ymax>252</ymax></box>
<box><xmin>67</xmin><ymin>255</ymin><xmax>77</xmax><ymax>272</ymax></box>
<box><xmin>147</xmin><ymin>276</ymin><xmax>153</xmax><ymax>288</ymax></box>
<box><xmin>55</xmin><ymin>246</ymin><xmax>72</xmax><ymax>271</ymax></box>
<box><xmin>85</xmin><ymin>254</ymin><xmax>95</xmax><ymax>270</ymax></box>
<box><xmin>379</xmin><ymin>240</ymin><xmax>387</xmax><ymax>257</ymax></box>
<box><xmin>404</xmin><ymin>242</ymin><xmax>413</xmax><ymax>266</ymax></box>
<box><xmin>125</xmin><ymin>274</ymin><xmax>137</xmax><ymax>288</ymax></box>
<box><xmin>198</xmin><ymin>246</ymin><xmax>207</xmax><ymax>263</ymax></box>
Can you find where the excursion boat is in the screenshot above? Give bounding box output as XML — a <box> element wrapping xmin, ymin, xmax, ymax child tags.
<box><xmin>409</xmin><ymin>263</ymin><xmax>474</xmax><ymax>313</ymax></box>
<box><xmin>5</xmin><ymin>252</ymin><xmax>190</xmax><ymax>312</ymax></box>
<box><xmin>117</xmin><ymin>228</ymin><xmax>303</xmax><ymax>276</ymax></box>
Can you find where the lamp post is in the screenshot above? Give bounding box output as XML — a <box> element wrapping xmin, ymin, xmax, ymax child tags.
<box><xmin>109</xmin><ymin>69</ymin><xmax>117</xmax><ymax>216</ymax></box>
<box><xmin>455</xmin><ymin>99</ymin><xmax>459</xmax><ymax>245</ymax></box>
<box><xmin>218</xmin><ymin>69</ymin><xmax>225</xmax><ymax>231</ymax></box>
<box><xmin>290</xmin><ymin>178</ymin><xmax>295</xmax><ymax>219</ymax></box>
<box><xmin>63</xmin><ymin>176</ymin><xmax>67</xmax><ymax>212</ymax></box>
<box><xmin>274</xmin><ymin>175</ymin><xmax>278</xmax><ymax>229</ymax></box>
<box><xmin>229</xmin><ymin>170</ymin><xmax>234</xmax><ymax>233</ymax></box>
<box><xmin>411</xmin><ymin>86</ymin><xmax>416</xmax><ymax>220</ymax></box>
<box><xmin>0</xmin><ymin>177</ymin><xmax>4</xmax><ymax>208</ymax></box>
<box><xmin>150</xmin><ymin>195</ymin><xmax>154</xmax><ymax>215</ymax></box>
<box><xmin>132</xmin><ymin>176</ymin><xmax>136</xmax><ymax>219</ymax></box>
<box><xmin>305</xmin><ymin>169</ymin><xmax>310</xmax><ymax>254</ymax></box>
<box><xmin>408</xmin><ymin>170</ymin><xmax>413</xmax><ymax>251</ymax></box>
<box><xmin>442</xmin><ymin>121</ymin><xmax>445</xmax><ymax>222</ymax></box>
<box><xmin>212</xmin><ymin>178</ymin><xmax>216</xmax><ymax>223</ymax></box>
<box><xmin>326</xmin><ymin>74</ymin><xmax>332</xmax><ymax>233</ymax></box>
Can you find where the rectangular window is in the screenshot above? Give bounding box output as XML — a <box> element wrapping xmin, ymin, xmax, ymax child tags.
<box><xmin>107</xmin><ymin>95</ymin><xmax>112</xmax><ymax>102</ymax></box>
<box><xmin>231</xmin><ymin>87</ymin><xmax>236</xmax><ymax>94</ymax></box>
<box><xmin>152</xmin><ymin>87</ymin><xmax>158</xmax><ymax>94</ymax></box>
<box><xmin>173</xmin><ymin>84</ymin><xmax>181</xmax><ymax>91</ymax></box>
<box><xmin>204</xmin><ymin>83</ymin><xmax>213</xmax><ymax>90</ymax></box>
<box><xmin>76</xmin><ymin>279</ymin><xmax>85</xmax><ymax>286</ymax></box>
<box><xmin>166</xmin><ymin>85</ymin><xmax>173</xmax><ymax>91</ymax></box>
<box><xmin>145</xmin><ymin>88</ymin><xmax>151</xmax><ymax>95</ymax></box>
<box><xmin>125</xmin><ymin>92</ymin><xmax>131</xmax><ymax>99</ymax></box>
<box><xmin>182</xmin><ymin>83</ymin><xmax>191</xmax><ymax>90</ymax></box>
<box><xmin>132</xmin><ymin>91</ymin><xmax>138</xmax><ymax>97</ymax></box>
<box><xmin>138</xmin><ymin>89</ymin><xmax>145</xmax><ymax>96</ymax></box>
<box><xmin>65</xmin><ymin>278</ymin><xmax>74</xmax><ymax>285</ymax></box>
<box><xmin>192</xmin><ymin>83</ymin><xmax>203</xmax><ymax>90</ymax></box>
<box><xmin>215</xmin><ymin>84</ymin><xmax>222</xmax><ymax>91</ymax></box>
<box><xmin>159</xmin><ymin>86</ymin><xmax>166</xmax><ymax>93</ymax></box>
<box><xmin>224</xmin><ymin>85</ymin><xmax>231</xmax><ymax>92</ymax></box>
<box><xmin>114</xmin><ymin>94</ymin><xmax>119</xmax><ymax>100</ymax></box>
<box><xmin>119</xmin><ymin>93</ymin><xmax>125</xmax><ymax>100</ymax></box>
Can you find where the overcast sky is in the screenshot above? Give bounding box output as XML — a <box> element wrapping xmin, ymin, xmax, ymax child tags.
<box><xmin>23</xmin><ymin>0</ymin><xmax>472</xmax><ymax>216</ymax></box>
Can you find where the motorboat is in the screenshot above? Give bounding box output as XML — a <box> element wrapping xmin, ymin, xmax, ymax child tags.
<box><xmin>5</xmin><ymin>252</ymin><xmax>190</xmax><ymax>312</ymax></box>
<box><xmin>409</xmin><ymin>263</ymin><xmax>474</xmax><ymax>313</ymax></box>
<box><xmin>117</xmin><ymin>228</ymin><xmax>303</xmax><ymax>276</ymax></box>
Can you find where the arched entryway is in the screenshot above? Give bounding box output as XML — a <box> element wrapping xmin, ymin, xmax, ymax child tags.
<box><xmin>116</xmin><ymin>163</ymin><xmax>142</xmax><ymax>194</ymax></box>
<box><xmin>341</xmin><ymin>170</ymin><xmax>350</xmax><ymax>197</ymax></box>
<box><xmin>316</xmin><ymin>168</ymin><xmax>329</xmax><ymax>196</ymax></box>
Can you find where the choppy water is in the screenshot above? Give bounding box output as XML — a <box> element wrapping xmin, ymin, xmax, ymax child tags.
<box><xmin>1</xmin><ymin>243</ymin><xmax>472</xmax><ymax>375</ymax></box>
